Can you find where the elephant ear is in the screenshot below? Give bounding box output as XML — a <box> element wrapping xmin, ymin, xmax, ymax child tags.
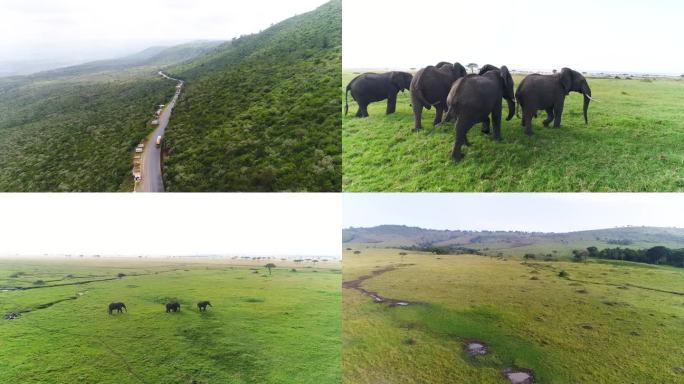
<box><xmin>500</xmin><ymin>66</ymin><xmax>512</xmax><ymax>89</ymax></box>
<box><xmin>560</xmin><ymin>68</ymin><xmax>573</xmax><ymax>94</ymax></box>
<box><xmin>388</xmin><ymin>72</ymin><xmax>400</xmax><ymax>89</ymax></box>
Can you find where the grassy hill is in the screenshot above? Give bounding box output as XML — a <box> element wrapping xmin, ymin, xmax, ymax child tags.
<box><xmin>162</xmin><ymin>0</ymin><xmax>342</xmax><ymax>191</ymax></box>
<box><xmin>0</xmin><ymin>42</ymin><xmax>220</xmax><ymax>191</ymax></box>
<box><xmin>343</xmin><ymin>225</ymin><xmax>684</xmax><ymax>257</ymax></box>
<box><xmin>343</xmin><ymin>248</ymin><xmax>684</xmax><ymax>383</ymax></box>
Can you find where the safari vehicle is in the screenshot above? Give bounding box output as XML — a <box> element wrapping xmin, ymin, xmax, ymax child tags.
<box><xmin>156</xmin><ymin>135</ymin><xmax>162</xmax><ymax>148</ymax></box>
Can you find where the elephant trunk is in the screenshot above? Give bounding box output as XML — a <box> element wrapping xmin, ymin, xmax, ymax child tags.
<box><xmin>505</xmin><ymin>98</ymin><xmax>515</xmax><ymax>121</ymax></box>
<box><xmin>582</xmin><ymin>84</ymin><xmax>591</xmax><ymax>125</ymax></box>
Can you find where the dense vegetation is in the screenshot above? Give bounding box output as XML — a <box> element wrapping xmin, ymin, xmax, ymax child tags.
<box><xmin>582</xmin><ymin>245</ymin><xmax>684</xmax><ymax>267</ymax></box>
<box><xmin>343</xmin><ymin>72</ymin><xmax>684</xmax><ymax>191</ymax></box>
<box><xmin>0</xmin><ymin>42</ymin><xmax>220</xmax><ymax>191</ymax></box>
<box><xmin>162</xmin><ymin>0</ymin><xmax>341</xmax><ymax>191</ymax></box>
<box><xmin>0</xmin><ymin>259</ymin><xmax>341</xmax><ymax>383</ymax></box>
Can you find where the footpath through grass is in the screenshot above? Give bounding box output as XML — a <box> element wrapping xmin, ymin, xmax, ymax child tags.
<box><xmin>343</xmin><ymin>72</ymin><xmax>684</xmax><ymax>191</ymax></box>
<box><xmin>0</xmin><ymin>258</ymin><xmax>341</xmax><ymax>384</ymax></box>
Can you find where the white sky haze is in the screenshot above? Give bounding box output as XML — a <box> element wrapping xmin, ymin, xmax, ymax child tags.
<box><xmin>0</xmin><ymin>194</ymin><xmax>341</xmax><ymax>258</ymax></box>
<box><xmin>0</xmin><ymin>0</ymin><xmax>329</xmax><ymax>63</ymax></box>
<box><xmin>343</xmin><ymin>0</ymin><xmax>684</xmax><ymax>74</ymax></box>
<box><xmin>344</xmin><ymin>193</ymin><xmax>684</xmax><ymax>233</ymax></box>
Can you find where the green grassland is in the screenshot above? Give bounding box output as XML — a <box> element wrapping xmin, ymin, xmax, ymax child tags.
<box><xmin>0</xmin><ymin>258</ymin><xmax>341</xmax><ymax>383</ymax></box>
<box><xmin>342</xmin><ymin>71</ymin><xmax>684</xmax><ymax>191</ymax></box>
<box><xmin>162</xmin><ymin>0</ymin><xmax>341</xmax><ymax>192</ymax></box>
<box><xmin>343</xmin><ymin>248</ymin><xmax>684</xmax><ymax>383</ymax></box>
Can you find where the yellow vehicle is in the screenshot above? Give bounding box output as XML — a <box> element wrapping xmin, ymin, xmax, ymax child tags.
<box><xmin>156</xmin><ymin>135</ymin><xmax>162</xmax><ymax>148</ymax></box>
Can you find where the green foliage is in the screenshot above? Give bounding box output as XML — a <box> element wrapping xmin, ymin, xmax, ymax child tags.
<box><xmin>343</xmin><ymin>72</ymin><xmax>684</xmax><ymax>191</ymax></box>
<box><xmin>163</xmin><ymin>0</ymin><xmax>341</xmax><ymax>191</ymax></box>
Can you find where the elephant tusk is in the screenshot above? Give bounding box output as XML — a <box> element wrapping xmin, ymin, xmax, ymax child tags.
<box><xmin>584</xmin><ymin>94</ymin><xmax>600</xmax><ymax>102</ymax></box>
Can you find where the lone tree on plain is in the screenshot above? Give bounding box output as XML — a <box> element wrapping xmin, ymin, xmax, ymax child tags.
<box><xmin>467</xmin><ymin>63</ymin><xmax>479</xmax><ymax>73</ymax></box>
<box><xmin>264</xmin><ymin>263</ymin><xmax>276</xmax><ymax>275</ymax></box>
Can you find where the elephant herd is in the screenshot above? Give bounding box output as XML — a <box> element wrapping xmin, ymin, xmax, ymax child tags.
<box><xmin>345</xmin><ymin>62</ymin><xmax>596</xmax><ymax>161</ymax></box>
<box><xmin>107</xmin><ymin>300</ymin><xmax>212</xmax><ymax>315</ymax></box>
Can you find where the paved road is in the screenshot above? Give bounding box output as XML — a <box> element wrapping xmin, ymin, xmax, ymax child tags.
<box><xmin>135</xmin><ymin>72</ymin><xmax>183</xmax><ymax>192</ymax></box>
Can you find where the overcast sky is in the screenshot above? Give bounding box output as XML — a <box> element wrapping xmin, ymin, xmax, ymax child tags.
<box><xmin>0</xmin><ymin>0</ymin><xmax>328</xmax><ymax>63</ymax></box>
<box><xmin>344</xmin><ymin>193</ymin><xmax>684</xmax><ymax>233</ymax></box>
<box><xmin>0</xmin><ymin>194</ymin><xmax>341</xmax><ymax>258</ymax></box>
<box><xmin>343</xmin><ymin>0</ymin><xmax>684</xmax><ymax>74</ymax></box>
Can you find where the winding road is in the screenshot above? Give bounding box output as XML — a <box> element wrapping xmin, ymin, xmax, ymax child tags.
<box><xmin>134</xmin><ymin>71</ymin><xmax>183</xmax><ymax>192</ymax></box>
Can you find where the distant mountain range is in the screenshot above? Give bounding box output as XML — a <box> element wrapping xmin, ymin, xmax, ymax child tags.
<box><xmin>343</xmin><ymin>225</ymin><xmax>684</xmax><ymax>256</ymax></box>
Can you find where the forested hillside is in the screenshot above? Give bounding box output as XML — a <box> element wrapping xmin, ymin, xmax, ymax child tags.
<box><xmin>162</xmin><ymin>0</ymin><xmax>341</xmax><ymax>191</ymax></box>
<box><xmin>0</xmin><ymin>42</ymin><xmax>220</xmax><ymax>191</ymax></box>
<box><xmin>0</xmin><ymin>73</ymin><xmax>176</xmax><ymax>191</ymax></box>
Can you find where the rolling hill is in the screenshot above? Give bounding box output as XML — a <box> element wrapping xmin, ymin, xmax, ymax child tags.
<box><xmin>0</xmin><ymin>41</ymin><xmax>221</xmax><ymax>191</ymax></box>
<box><xmin>161</xmin><ymin>0</ymin><xmax>341</xmax><ymax>191</ymax></box>
<box><xmin>343</xmin><ymin>225</ymin><xmax>684</xmax><ymax>256</ymax></box>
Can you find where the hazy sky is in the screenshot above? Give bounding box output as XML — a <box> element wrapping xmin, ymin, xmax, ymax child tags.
<box><xmin>0</xmin><ymin>0</ymin><xmax>328</xmax><ymax>63</ymax></box>
<box><xmin>0</xmin><ymin>194</ymin><xmax>341</xmax><ymax>258</ymax></box>
<box><xmin>344</xmin><ymin>193</ymin><xmax>684</xmax><ymax>233</ymax></box>
<box><xmin>343</xmin><ymin>0</ymin><xmax>684</xmax><ymax>74</ymax></box>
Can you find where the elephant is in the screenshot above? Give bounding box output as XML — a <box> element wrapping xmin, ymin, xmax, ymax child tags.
<box><xmin>108</xmin><ymin>302</ymin><xmax>126</xmax><ymax>315</ymax></box>
<box><xmin>410</xmin><ymin>62</ymin><xmax>467</xmax><ymax>130</ymax></box>
<box><xmin>166</xmin><ymin>302</ymin><xmax>181</xmax><ymax>313</ymax></box>
<box><xmin>345</xmin><ymin>71</ymin><xmax>413</xmax><ymax>117</ymax></box>
<box><xmin>515</xmin><ymin>67</ymin><xmax>594</xmax><ymax>135</ymax></box>
<box><xmin>197</xmin><ymin>301</ymin><xmax>212</xmax><ymax>312</ymax></box>
<box><xmin>446</xmin><ymin>65</ymin><xmax>516</xmax><ymax>161</ymax></box>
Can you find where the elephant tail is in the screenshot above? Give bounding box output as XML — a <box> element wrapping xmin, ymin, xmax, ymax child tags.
<box><xmin>345</xmin><ymin>83</ymin><xmax>350</xmax><ymax>116</ymax></box>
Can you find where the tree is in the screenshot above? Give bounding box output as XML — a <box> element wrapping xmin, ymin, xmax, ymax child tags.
<box><xmin>264</xmin><ymin>263</ymin><xmax>276</xmax><ymax>275</ymax></box>
<box><xmin>572</xmin><ymin>249</ymin><xmax>588</xmax><ymax>263</ymax></box>
<box><xmin>586</xmin><ymin>246</ymin><xmax>599</xmax><ymax>258</ymax></box>
<box><xmin>646</xmin><ymin>246</ymin><xmax>669</xmax><ymax>265</ymax></box>
<box><xmin>467</xmin><ymin>63</ymin><xmax>479</xmax><ymax>73</ymax></box>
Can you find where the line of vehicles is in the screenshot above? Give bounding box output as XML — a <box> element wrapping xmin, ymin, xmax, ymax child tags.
<box><xmin>132</xmin><ymin>71</ymin><xmax>181</xmax><ymax>185</ymax></box>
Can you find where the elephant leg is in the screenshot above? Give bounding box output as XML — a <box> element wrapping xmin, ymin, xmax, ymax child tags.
<box><xmin>411</xmin><ymin>94</ymin><xmax>423</xmax><ymax>130</ymax></box>
<box><xmin>542</xmin><ymin>108</ymin><xmax>554</xmax><ymax>127</ymax></box>
<box><xmin>360</xmin><ymin>102</ymin><xmax>370</xmax><ymax>118</ymax></box>
<box><xmin>553</xmin><ymin>99</ymin><xmax>564</xmax><ymax>128</ymax></box>
<box><xmin>481</xmin><ymin>116</ymin><xmax>491</xmax><ymax>134</ymax></box>
<box><xmin>451</xmin><ymin>119</ymin><xmax>470</xmax><ymax>161</ymax></box>
<box><xmin>523</xmin><ymin>108</ymin><xmax>534</xmax><ymax>136</ymax></box>
<box><xmin>355</xmin><ymin>105</ymin><xmax>363</xmax><ymax>118</ymax></box>
<box><xmin>433</xmin><ymin>105</ymin><xmax>444</xmax><ymax>126</ymax></box>
<box><xmin>491</xmin><ymin>107</ymin><xmax>502</xmax><ymax>141</ymax></box>
<box><xmin>386</xmin><ymin>94</ymin><xmax>397</xmax><ymax>115</ymax></box>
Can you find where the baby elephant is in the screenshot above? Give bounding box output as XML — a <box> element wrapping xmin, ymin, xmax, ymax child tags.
<box><xmin>197</xmin><ymin>301</ymin><xmax>212</xmax><ymax>312</ymax></box>
<box><xmin>165</xmin><ymin>302</ymin><xmax>181</xmax><ymax>313</ymax></box>
<box><xmin>108</xmin><ymin>302</ymin><xmax>127</xmax><ymax>315</ymax></box>
<box><xmin>345</xmin><ymin>71</ymin><xmax>413</xmax><ymax>117</ymax></box>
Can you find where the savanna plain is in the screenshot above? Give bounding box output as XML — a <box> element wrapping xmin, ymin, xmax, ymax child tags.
<box><xmin>343</xmin><ymin>247</ymin><xmax>684</xmax><ymax>383</ymax></box>
<box><xmin>0</xmin><ymin>258</ymin><xmax>341</xmax><ymax>383</ymax></box>
<box><xmin>342</xmin><ymin>71</ymin><xmax>684</xmax><ymax>191</ymax></box>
